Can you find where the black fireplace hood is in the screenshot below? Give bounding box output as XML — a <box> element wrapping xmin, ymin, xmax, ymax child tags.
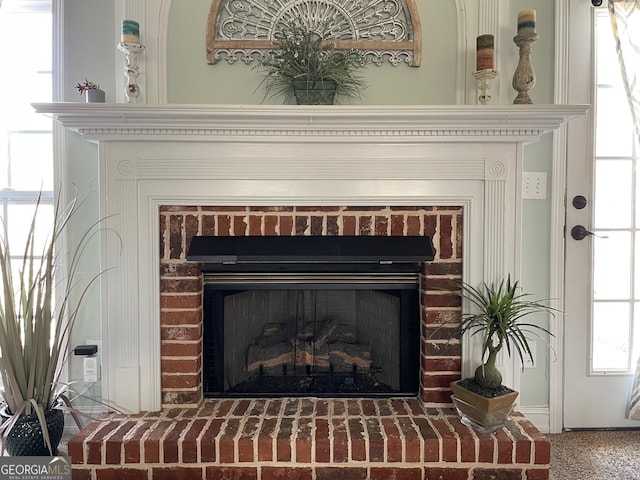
<box><xmin>187</xmin><ymin>235</ymin><xmax>433</xmax><ymax>271</ymax></box>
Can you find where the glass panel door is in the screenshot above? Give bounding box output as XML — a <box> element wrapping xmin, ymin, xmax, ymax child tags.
<box><xmin>563</xmin><ymin>2</ymin><xmax>639</xmax><ymax>429</ymax></box>
<box><xmin>591</xmin><ymin>8</ymin><xmax>640</xmax><ymax>375</ymax></box>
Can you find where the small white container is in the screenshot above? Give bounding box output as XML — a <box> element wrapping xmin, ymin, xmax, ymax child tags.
<box><xmin>86</xmin><ymin>89</ymin><xmax>106</xmax><ymax>103</ymax></box>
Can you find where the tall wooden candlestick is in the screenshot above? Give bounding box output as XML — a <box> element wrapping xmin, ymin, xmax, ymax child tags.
<box><xmin>512</xmin><ymin>9</ymin><xmax>538</xmax><ymax>104</ymax></box>
<box><xmin>512</xmin><ymin>32</ymin><xmax>538</xmax><ymax>104</ymax></box>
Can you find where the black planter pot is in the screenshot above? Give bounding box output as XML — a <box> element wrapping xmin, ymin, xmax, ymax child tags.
<box><xmin>1</xmin><ymin>405</ymin><xmax>65</xmax><ymax>456</ymax></box>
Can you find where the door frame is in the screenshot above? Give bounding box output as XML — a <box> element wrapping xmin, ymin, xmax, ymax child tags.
<box><xmin>551</xmin><ymin>0</ymin><xmax>596</xmax><ymax>434</ymax></box>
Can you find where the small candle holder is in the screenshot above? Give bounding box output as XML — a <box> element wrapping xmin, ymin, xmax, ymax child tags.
<box><xmin>512</xmin><ymin>32</ymin><xmax>539</xmax><ymax>104</ymax></box>
<box><xmin>473</xmin><ymin>69</ymin><xmax>498</xmax><ymax>105</ymax></box>
<box><xmin>118</xmin><ymin>41</ymin><xmax>145</xmax><ymax>103</ymax></box>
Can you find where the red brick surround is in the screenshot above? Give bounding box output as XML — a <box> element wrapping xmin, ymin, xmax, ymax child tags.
<box><xmin>69</xmin><ymin>398</ymin><xmax>550</xmax><ymax>480</ymax></box>
<box><xmin>159</xmin><ymin>206</ymin><xmax>464</xmax><ymax>407</ymax></box>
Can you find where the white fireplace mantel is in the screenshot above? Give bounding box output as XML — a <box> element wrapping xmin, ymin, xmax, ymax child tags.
<box><xmin>34</xmin><ymin>103</ymin><xmax>588</xmax><ymax>414</ymax></box>
<box><xmin>35</xmin><ymin>103</ymin><xmax>586</xmax><ymax>142</ymax></box>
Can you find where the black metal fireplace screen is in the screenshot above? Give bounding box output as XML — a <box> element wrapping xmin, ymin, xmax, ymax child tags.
<box><xmin>188</xmin><ymin>236</ymin><xmax>434</xmax><ymax>398</ymax></box>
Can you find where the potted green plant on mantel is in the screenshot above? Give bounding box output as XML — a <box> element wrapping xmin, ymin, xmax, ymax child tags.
<box><xmin>442</xmin><ymin>276</ymin><xmax>556</xmax><ymax>433</ymax></box>
<box><xmin>75</xmin><ymin>79</ymin><xmax>105</xmax><ymax>103</ymax></box>
<box><xmin>255</xmin><ymin>20</ymin><xmax>367</xmax><ymax>105</ymax></box>
<box><xmin>0</xmin><ymin>196</ymin><xmax>101</xmax><ymax>455</ymax></box>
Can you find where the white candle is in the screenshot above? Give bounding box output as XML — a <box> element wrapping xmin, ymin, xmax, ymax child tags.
<box><xmin>121</xmin><ymin>19</ymin><xmax>140</xmax><ymax>44</ymax></box>
<box><xmin>517</xmin><ymin>9</ymin><xmax>536</xmax><ymax>34</ymax></box>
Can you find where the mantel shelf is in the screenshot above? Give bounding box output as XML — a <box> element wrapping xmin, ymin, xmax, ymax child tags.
<box><xmin>33</xmin><ymin>103</ymin><xmax>589</xmax><ymax>143</ymax></box>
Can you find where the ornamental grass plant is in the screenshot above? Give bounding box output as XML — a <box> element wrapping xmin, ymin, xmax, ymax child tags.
<box><xmin>0</xmin><ymin>194</ymin><xmax>105</xmax><ymax>454</ymax></box>
<box><xmin>255</xmin><ymin>20</ymin><xmax>367</xmax><ymax>104</ymax></box>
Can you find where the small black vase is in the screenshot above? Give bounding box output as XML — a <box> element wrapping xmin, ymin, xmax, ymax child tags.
<box><xmin>1</xmin><ymin>405</ymin><xmax>65</xmax><ymax>456</ymax></box>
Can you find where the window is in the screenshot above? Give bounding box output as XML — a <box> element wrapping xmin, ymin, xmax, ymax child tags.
<box><xmin>0</xmin><ymin>0</ymin><xmax>54</xmax><ymax>252</ymax></box>
<box><xmin>0</xmin><ymin>0</ymin><xmax>54</xmax><ymax>389</ymax></box>
<box><xmin>591</xmin><ymin>8</ymin><xmax>640</xmax><ymax>373</ymax></box>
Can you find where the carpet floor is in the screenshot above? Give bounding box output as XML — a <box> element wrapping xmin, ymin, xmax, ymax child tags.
<box><xmin>550</xmin><ymin>430</ymin><xmax>640</xmax><ymax>479</ymax></box>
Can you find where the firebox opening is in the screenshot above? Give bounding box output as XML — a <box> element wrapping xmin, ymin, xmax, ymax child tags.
<box><xmin>191</xmin><ymin>235</ymin><xmax>433</xmax><ymax>399</ymax></box>
<box><xmin>203</xmin><ymin>286</ymin><xmax>420</xmax><ymax>398</ymax></box>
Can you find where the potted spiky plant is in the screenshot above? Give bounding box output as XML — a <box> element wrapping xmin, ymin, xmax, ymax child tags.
<box><xmin>444</xmin><ymin>276</ymin><xmax>556</xmax><ymax>432</ymax></box>
<box><xmin>255</xmin><ymin>20</ymin><xmax>367</xmax><ymax>105</ymax></box>
<box><xmin>76</xmin><ymin>79</ymin><xmax>105</xmax><ymax>103</ymax></box>
<box><xmin>0</xmin><ymin>195</ymin><xmax>102</xmax><ymax>455</ymax></box>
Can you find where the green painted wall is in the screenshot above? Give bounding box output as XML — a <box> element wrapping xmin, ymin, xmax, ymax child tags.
<box><xmin>61</xmin><ymin>0</ymin><xmax>558</xmax><ymax>412</ymax></box>
<box><xmin>167</xmin><ymin>0</ymin><xmax>459</xmax><ymax>105</ymax></box>
<box><xmin>511</xmin><ymin>0</ymin><xmax>556</xmax><ymax>408</ymax></box>
<box><xmin>62</xmin><ymin>0</ymin><xmax>115</xmax><ymax>410</ymax></box>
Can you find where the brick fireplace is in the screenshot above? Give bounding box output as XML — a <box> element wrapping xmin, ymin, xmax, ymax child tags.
<box><xmin>69</xmin><ymin>207</ymin><xmax>552</xmax><ymax>480</ymax></box>
<box><xmin>158</xmin><ymin>205</ymin><xmax>463</xmax><ymax>406</ymax></box>
<box><xmin>35</xmin><ymin>104</ymin><xmax>586</xmax><ymax>479</ymax></box>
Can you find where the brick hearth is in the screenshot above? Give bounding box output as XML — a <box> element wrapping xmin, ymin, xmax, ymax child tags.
<box><xmin>69</xmin><ymin>398</ymin><xmax>550</xmax><ymax>480</ymax></box>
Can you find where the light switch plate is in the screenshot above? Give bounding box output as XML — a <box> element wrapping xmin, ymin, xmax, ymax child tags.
<box><xmin>523</xmin><ymin>172</ymin><xmax>547</xmax><ymax>199</ymax></box>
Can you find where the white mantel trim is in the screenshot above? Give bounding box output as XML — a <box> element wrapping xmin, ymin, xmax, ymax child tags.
<box><xmin>34</xmin><ymin>104</ymin><xmax>588</xmax><ymax>143</ymax></box>
<box><xmin>34</xmin><ymin>104</ymin><xmax>587</xmax><ymax>415</ymax></box>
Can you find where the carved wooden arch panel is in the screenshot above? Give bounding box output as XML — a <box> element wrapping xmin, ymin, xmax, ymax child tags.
<box><xmin>206</xmin><ymin>0</ymin><xmax>422</xmax><ymax>67</ymax></box>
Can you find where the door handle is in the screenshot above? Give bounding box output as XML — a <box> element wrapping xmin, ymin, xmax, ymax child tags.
<box><xmin>570</xmin><ymin>225</ymin><xmax>608</xmax><ymax>240</ymax></box>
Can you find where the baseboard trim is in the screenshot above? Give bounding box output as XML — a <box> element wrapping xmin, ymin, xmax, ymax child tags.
<box><xmin>63</xmin><ymin>406</ymin><xmax>106</xmax><ymax>435</ymax></box>
<box><xmin>520</xmin><ymin>406</ymin><xmax>550</xmax><ymax>434</ymax></box>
